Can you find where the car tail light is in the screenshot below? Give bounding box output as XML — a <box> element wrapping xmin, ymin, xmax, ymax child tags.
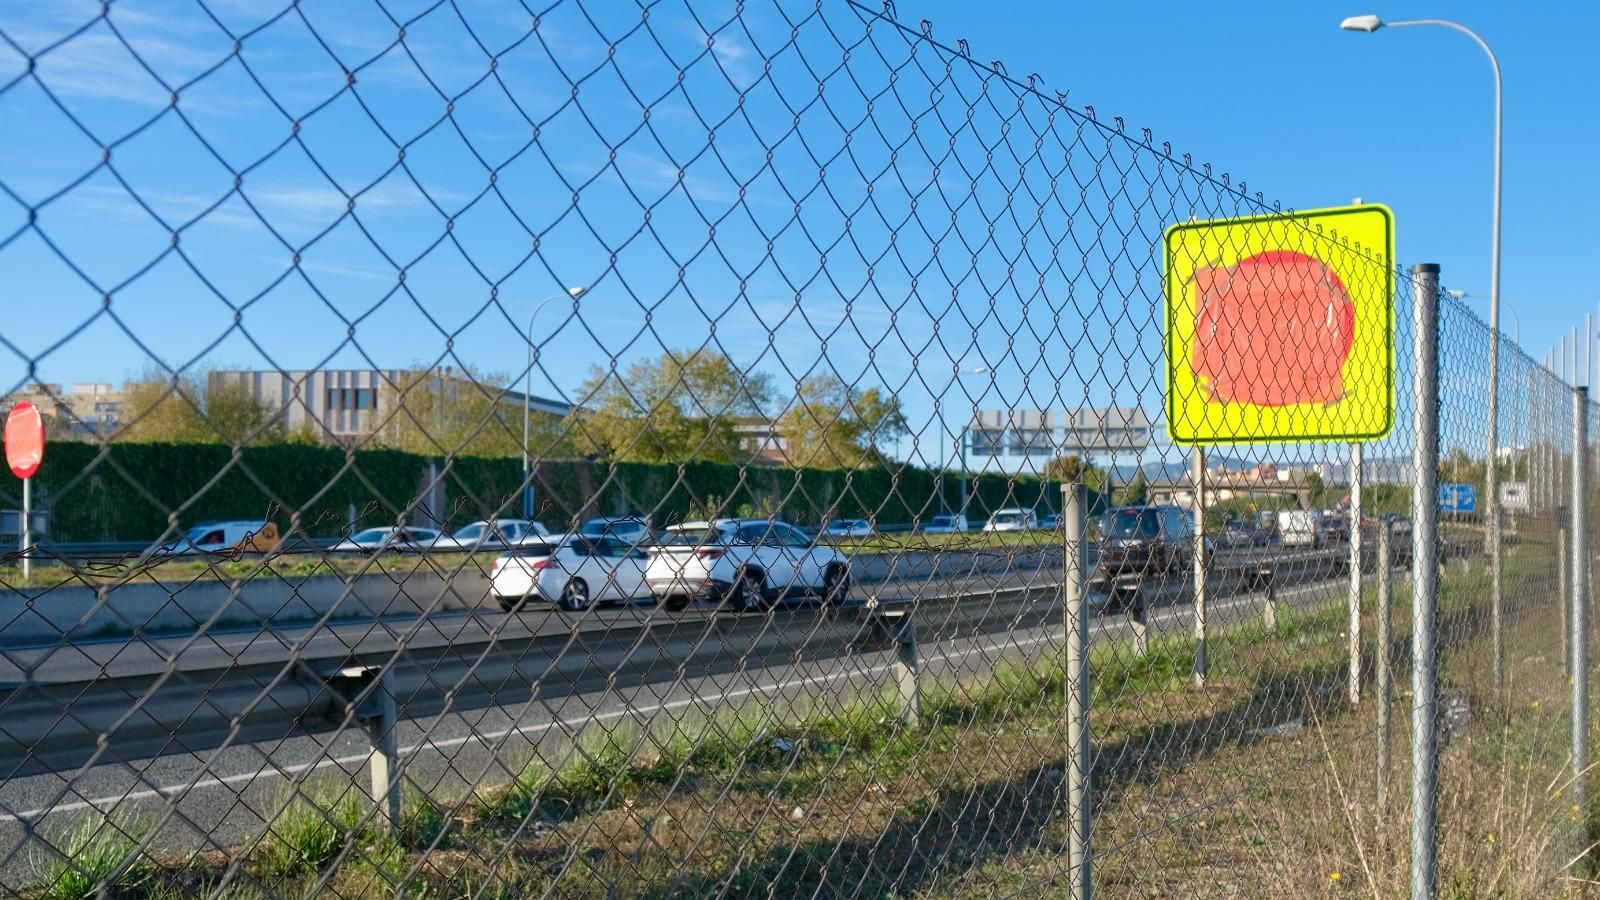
<box><xmin>529</xmin><ymin>558</ymin><xmax>558</xmax><ymax>570</ymax></box>
<box><xmin>696</xmin><ymin>548</ymin><xmax>724</xmax><ymax>560</ymax></box>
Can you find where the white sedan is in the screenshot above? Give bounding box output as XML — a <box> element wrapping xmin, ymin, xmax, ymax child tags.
<box><xmin>821</xmin><ymin>519</ymin><xmax>874</xmax><ymax>539</ymax></box>
<box><xmin>490</xmin><ymin>534</ymin><xmax>652</xmax><ymax>611</ymax></box>
<box><xmin>431</xmin><ymin>519</ymin><xmax>548</xmax><ymax>551</ymax></box>
<box><xmin>328</xmin><ymin>525</ymin><xmax>443</xmax><ymax>553</ymax></box>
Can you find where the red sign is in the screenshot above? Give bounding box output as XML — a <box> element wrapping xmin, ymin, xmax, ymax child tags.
<box><xmin>5</xmin><ymin>401</ymin><xmax>45</xmax><ymax>479</ymax></box>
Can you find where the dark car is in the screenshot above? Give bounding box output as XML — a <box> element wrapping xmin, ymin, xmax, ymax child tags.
<box><xmin>1097</xmin><ymin>505</ymin><xmax>1194</xmax><ymax>579</ymax></box>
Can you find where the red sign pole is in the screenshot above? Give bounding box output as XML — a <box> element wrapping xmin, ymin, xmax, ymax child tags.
<box><xmin>19</xmin><ymin>475</ymin><xmax>28</xmax><ymax>582</ymax></box>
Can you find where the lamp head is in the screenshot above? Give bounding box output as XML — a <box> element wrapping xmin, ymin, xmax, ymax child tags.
<box><xmin>1339</xmin><ymin>14</ymin><xmax>1383</xmax><ymax>32</ymax></box>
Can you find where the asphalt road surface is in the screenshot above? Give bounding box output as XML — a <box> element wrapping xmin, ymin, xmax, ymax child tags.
<box><xmin>0</xmin><ymin>544</ymin><xmax>1354</xmax><ymax>882</ymax></box>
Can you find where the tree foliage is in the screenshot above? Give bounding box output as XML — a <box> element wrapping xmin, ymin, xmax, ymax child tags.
<box><xmin>379</xmin><ymin>368</ymin><xmax>569</xmax><ymax>459</ymax></box>
<box><xmin>116</xmin><ymin>368</ymin><xmax>284</xmax><ymax>445</ymax></box>
<box><xmin>569</xmin><ymin>350</ymin><xmax>775</xmax><ymax>464</ymax></box>
<box><xmin>778</xmin><ymin>375</ymin><xmax>907</xmax><ymax>469</ymax></box>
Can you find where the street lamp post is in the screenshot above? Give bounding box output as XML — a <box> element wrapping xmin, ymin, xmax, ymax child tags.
<box><xmin>1342</xmin><ymin>11</ymin><xmax>1507</xmax><ymax>700</ymax></box>
<box><xmin>523</xmin><ymin>287</ymin><xmax>584</xmax><ymax>519</ymax></box>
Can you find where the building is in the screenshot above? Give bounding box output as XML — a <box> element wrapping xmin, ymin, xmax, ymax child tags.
<box><xmin>732</xmin><ymin>417</ymin><xmax>789</xmax><ymax>465</ymax></box>
<box><xmin>207</xmin><ymin>369</ymin><xmax>571</xmax><ymax>445</ymax></box>
<box><xmin>3</xmin><ymin>382</ymin><xmax>127</xmax><ymax>439</ymax></box>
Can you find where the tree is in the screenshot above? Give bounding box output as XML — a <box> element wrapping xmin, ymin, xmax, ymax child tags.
<box><xmin>1043</xmin><ymin>453</ymin><xmax>1109</xmax><ymax>497</ymax></box>
<box><xmin>777</xmin><ymin>375</ymin><xmax>907</xmax><ymax>470</ymax></box>
<box><xmin>569</xmin><ymin>350</ymin><xmax>774</xmax><ymax>463</ymax></box>
<box><xmin>380</xmin><ymin>367</ymin><xmax>570</xmax><ymax>459</ymax></box>
<box><xmin>1118</xmin><ymin>471</ymin><xmax>1149</xmax><ymax>506</ymax></box>
<box><xmin>116</xmin><ymin>367</ymin><xmax>283</xmax><ymax>445</ymax></box>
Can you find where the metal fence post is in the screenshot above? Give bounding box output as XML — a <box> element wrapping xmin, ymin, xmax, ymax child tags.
<box><xmin>1349</xmin><ymin>442</ymin><xmax>1364</xmax><ymax>704</ymax></box>
<box><xmin>1409</xmin><ymin>263</ymin><xmax>1442</xmax><ymax>900</ymax></box>
<box><xmin>1062</xmin><ymin>481</ymin><xmax>1091</xmax><ymax>900</ymax></box>
<box><xmin>1572</xmin><ymin>386</ymin><xmax>1590</xmax><ymax>841</ymax></box>
<box><xmin>1376</xmin><ymin>523</ymin><xmax>1393</xmax><ymax>815</ymax></box>
<box><xmin>1560</xmin><ymin>526</ymin><xmax>1570</xmax><ymax>676</ymax></box>
<box><xmin>1192</xmin><ymin>445</ymin><xmax>1208</xmax><ymax>687</ymax></box>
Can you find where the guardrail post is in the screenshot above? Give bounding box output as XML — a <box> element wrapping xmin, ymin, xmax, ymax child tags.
<box><xmin>1128</xmin><ymin>587</ymin><xmax>1149</xmax><ymax>657</ymax></box>
<box><xmin>1263</xmin><ymin>573</ymin><xmax>1278</xmax><ymax>632</ymax></box>
<box><xmin>860</xmin><ymin>600</ymin><xmax>921</xmax><ymax>728</ymax></box>
<box><xmin>1062</xmin><ymin>481</ymin><xmax>1091</xmax><ymax>900</ymax></box>
<box><xmin>1376</xmin><ymin>522</ymin><xmax>1393</xmax><ymax>817</ymax></box>
<box><xmin>1572</xmin><ymin>385</ymin><xmax>1590</xmax><ymax>844</ymax></box>
<box><xmin>326</xmin><ymin>666</ymin><xmax>403</xmax><ymax>834</ymax></box>
<box><xmin>891</xmin><ymin>609</ymin><xmax>920</xmax><ymax>729</ymax></box>
<box><xmin>1192</xmin><ymin>445</ymin><xmax>1208</xmax><ymax>687</ymax></box>
<box><xmin>1349</xmin><ymin>442</ymin><xmax>1363</xmax><ymax>705</ymax></box>
<box><xmin>1409</xmin><ymin>262</ymin><xmax>1442</xmax><ymax>900</ymax></box>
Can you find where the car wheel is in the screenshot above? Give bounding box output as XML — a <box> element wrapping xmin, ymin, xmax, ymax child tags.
<box><xmin>821</xmin><ymin>566</ymin><xmax>850</xmax><ymax>606</ymax></box>
<box><xmin>663</xmin><ymin>595</ymin><xmax>690</xmax><ymax>612</ymax></box>
<box><xmin>729</xmin><ymin>570</ymin><xmax>767</xmax><ymax>611</ymax></box>
<box><xmin>559</xmin><ymin>578</ymin><xmax>592</xmax><ymax>612</ymax></box>
<box><xmin>497</xmin><ymin>595</ymin><xmax>523</xmax><ymax>613</ymax></box>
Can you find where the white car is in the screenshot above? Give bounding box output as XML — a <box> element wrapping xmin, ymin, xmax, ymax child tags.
<box><xmin>431</xmin><ymin>519</ymin><xmax>548</xmax><ymax>551</ymax></box>
<box><xmin>329</xmin><ymin>525</ymin><xmax>443</xmax><ymax>553</ymax></box>
<box><xmin>579</xmin><ymin>516</ymin><xmax>653</xmax><ymax>545</ymax></box>
<box><xmin>983</xmin><ymin>508</ymin><xmax>1038</xmax><ymax>533</ymax></box>
<box><xmin>646</xmin><ymin>519</ymin><xmax>851</xmax><ymax>612</ymax></box>
<box><xmin>490</xmin><ymin>534</ymin><xmax>651</xmax><ymax>611</ymax></box>
<box><xmin>921</xmin><ymin>514</ymin><xmax>969</xmax><ymax>535</ymax></box>
<box><xmin>821</xmin><ymin>518</ymin><xmax>874</xmax><ymax>539</ymax></box>
<box><xmin>155</xmin><ymin>520</ymin><xmax>279</xmax><ymax>556</ymax></box>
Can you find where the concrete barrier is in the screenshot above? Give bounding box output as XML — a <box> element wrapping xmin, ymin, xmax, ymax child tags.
<box><xmin>0</xmin><ymin>570</ymin><xmax>493</xmax><ymax>647</ymax></box>
<box><xmin>1</xmin><ymin>546</ymin><xmax>1061</xmax><ymax>648</ymax></box>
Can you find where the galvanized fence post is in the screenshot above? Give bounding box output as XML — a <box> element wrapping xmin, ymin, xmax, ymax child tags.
<box><xmin>1572</xmin><ymin>386</ymin><xmax>1590</xmax><ymax>841</ymax></box>
<box><xmin>1376</xmin><ymin>522</ymin><xmax>1393</xmax><ymax>816</ymax></box>
<box><xmin>1409</xmin><ymin>263</ymin><xmax>1442</xmax><ymax>900</ymax></box>
<box><xmin>1349</xmin><ymin>441</ymin><xmax>1364</xmax><ymax>704</ymax></box>
<box><xmin>1192</xmin><ymin>445</ymin><xmax>1208</xmax><ymax>687</ymax></box>
<box><xmin>1062</xmin><ymin>481</ymin><xmax>1091</xmax><ymax>900</ymax></box>
<box><xmin>1560</xmin><ymin>526</ymin><xmax>1570</xmax><ymax>676</ymax></box>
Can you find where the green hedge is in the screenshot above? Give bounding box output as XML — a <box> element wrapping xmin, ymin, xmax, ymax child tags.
<box><xmin>7</xmin><ymin>442</ymin><xmax>1101</xmax><ymax>542</ymax></box>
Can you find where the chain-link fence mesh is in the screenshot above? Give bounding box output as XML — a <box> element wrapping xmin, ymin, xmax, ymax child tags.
<box><xmin>0</xmin><ymin>1</ymin><xmax>1591</xmax><ymax>897</ymax></box>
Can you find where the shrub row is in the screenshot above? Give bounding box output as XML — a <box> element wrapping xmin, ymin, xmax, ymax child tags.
<box><xmin>11</xmin><ymin>442</ymin><xmax>1100</xmax><ymax>542</ymax></box>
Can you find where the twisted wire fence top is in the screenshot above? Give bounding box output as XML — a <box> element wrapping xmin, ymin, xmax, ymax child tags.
<box><xmin>0</xmin><ymin>1</ymin><xmax>1585</xmax><ymax>898</ymax></box>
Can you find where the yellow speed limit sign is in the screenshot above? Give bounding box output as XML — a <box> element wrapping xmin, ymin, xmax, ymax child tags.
<box><xmin>1164</xmin><ymin>204</ymin><xmax>1395</xmax><ymax>444</ymax></box>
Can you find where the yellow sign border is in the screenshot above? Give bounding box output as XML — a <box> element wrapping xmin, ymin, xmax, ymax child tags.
<box><xmin>1163</xmin><ymin>204</ymin><xmax>1395</xmax><ymax>445</ymax></box>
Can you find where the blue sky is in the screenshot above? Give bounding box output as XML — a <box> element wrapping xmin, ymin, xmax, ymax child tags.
<box><xmin>0</xmin><ymin>0</ymin><xmax>1592</xmax><ymax>476</ymax></box>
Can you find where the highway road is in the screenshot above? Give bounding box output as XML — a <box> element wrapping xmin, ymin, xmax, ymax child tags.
<box><xmin>0</xmin><ymin>544</ymin><xmax>1354</xmax><ymax>881</ymax></box>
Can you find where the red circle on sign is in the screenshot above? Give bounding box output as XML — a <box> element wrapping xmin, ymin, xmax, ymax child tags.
<box><xmin>5</xmin><ymin>401</ymin><xmax>45</xmax><ymax>479</ymax></box>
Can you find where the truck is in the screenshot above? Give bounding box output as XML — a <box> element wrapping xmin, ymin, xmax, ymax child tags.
<box><xmin>1277</xmin><ymin>509</ymin><xmax>1321</xmax><ymax>549</ymax></box>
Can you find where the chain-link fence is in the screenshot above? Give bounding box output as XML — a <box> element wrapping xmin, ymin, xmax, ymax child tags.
<box><xmin>0</xmin><ymin>1</ymin><xmax>1592</xmax><ymax>897</ymax></box>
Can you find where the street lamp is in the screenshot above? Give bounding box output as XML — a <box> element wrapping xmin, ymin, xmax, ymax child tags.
<box><xmin>1340</xmin><ymin>15</ymin><xmax>1504</xmax><ymax>528</ymax></box>
<box><xmin>1447</xmin><ymin>290</ymin><xmax>1519</xmax><ymax>346</ymax></box>
<box><xmin>1344</xmin><ymin>17</ymin><xmax>1506</xmax><ymax>889</ymax></box>
<box><xmin>523</xmin><ymin>286</ymin><xmax>584</xmax><ymax>518</ymax></box>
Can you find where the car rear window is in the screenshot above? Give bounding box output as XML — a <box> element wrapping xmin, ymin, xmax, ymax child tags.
<box><xmin>660</xmin><ymin>528</ymin><xmax>725</xmax><ymax>546</ymax></box>
<box><xmin>1105</xmin><ymin>509</ymin><xmax>1160</xmax><ymax>539</ymax></box>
